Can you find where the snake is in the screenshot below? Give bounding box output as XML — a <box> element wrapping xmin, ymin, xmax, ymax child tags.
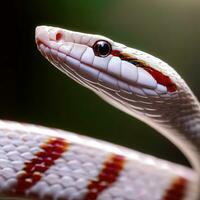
<box><xmin>0</xmin><ymin>25</ymin><xmax>199</xmax><ymax>200</ymax></box>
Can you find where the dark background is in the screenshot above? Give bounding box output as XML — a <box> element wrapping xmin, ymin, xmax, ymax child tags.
<box><xmin>1</xmin><ymin>0</ymin><xmax>200</xmax><ymax>166</ymax></box>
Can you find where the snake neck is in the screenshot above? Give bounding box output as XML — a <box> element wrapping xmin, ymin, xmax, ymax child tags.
<box><xmin>150</xmin><ymin>86</ymin><xmax>200</xmax><ymax>169</ymax></box>
<box><xmin>121</xmin><ymin>86</ymin><xmax>200</xmax><ymax>200</ymax></box>
<box><xmin>145</xmin><ymin>86</ymin><xmax>200</xmax><ymax>200</ymax></box>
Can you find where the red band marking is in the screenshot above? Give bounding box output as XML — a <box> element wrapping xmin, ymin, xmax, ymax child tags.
<box><xmin>162</xmin><ymin>177</ymin><xmax>187</xmax><ymax>200</ymax></box>
<box><xmin>84</xmin><ymin>154</ymin><xmax>126</xmax><ymax>200</ymax></box>
<box><xmin>15</xmin><ymin>137</ymin><xmax>69</xmax><ymax>194</ymax></box>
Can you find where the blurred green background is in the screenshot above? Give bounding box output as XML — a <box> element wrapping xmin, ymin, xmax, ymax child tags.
<box><xmin>1</xmin><ymin>0</ymin><xmax>200</xmax><ymax>166</ymax></box>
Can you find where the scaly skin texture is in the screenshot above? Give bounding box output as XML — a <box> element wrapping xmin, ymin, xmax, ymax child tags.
<box><xmin>0</xmin><ymin>120</ymin><xmax>197</xmax><ymax>200</ymax></box>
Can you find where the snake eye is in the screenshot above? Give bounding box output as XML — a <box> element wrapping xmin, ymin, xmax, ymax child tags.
<box><xmin>93</xmin><ymin>40</ymin><xmax>112</xmax><ymax>57</ymax></box>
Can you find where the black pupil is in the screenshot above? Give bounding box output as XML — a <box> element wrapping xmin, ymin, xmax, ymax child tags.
<box><xmin>93</xmin><ymin>41</ymin><xmax>111</xmax><ymax>57</ymax></box>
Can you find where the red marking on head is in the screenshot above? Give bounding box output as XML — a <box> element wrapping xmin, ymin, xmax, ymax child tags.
<box><xmin>111</xmin><ymin>50</ymin><xmax>177</xmax><ymax>92</ymax></box>
<box><xmin>144</xmin><ymin>67</ymin><xmax>177</xmax><ymax>92</ymax></box>
<box><xmin>56</xmin><ymin>32</ymin><xmax>62</xmax><ymax>41</ymax></box>
<box><xmin>84</xmin><ymin>154</ymin><xmax>126</xmax><ymax>200</ymax></box>
<box><xmin>15</xmin><ymin>137</ymin><xmax>69</xmax><ymax>194</ymax></box>
<box><xmin>162</xmin><ymin>177</ymin><xmax>187</xmax><ymax>200</ymax></box>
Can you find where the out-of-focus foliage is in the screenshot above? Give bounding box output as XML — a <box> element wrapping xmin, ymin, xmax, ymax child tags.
<box><xmin>1</xmin><ymin>0</ymin><xmax>200</xmax><ymax>166</ymax></box>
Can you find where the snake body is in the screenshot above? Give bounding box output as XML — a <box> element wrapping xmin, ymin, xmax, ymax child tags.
<box><xmin>0</xmin><ymin>25</ymin><xmax>200</xmax><ymax>200</ymax></box>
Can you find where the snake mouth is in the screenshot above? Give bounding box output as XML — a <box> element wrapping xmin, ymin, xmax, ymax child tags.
<box><xmin>36</xmin><ymin>26</ymin><xmax>175</xmax><ymax>97</ymax></box>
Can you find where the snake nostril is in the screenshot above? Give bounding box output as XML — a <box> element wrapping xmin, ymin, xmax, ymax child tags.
<box><xmin>56</xmin><ymin>32</ymin><xmax>63</xmax><ymax>41</ymax></box>
<box><xmin>36</xmin><ymin>39</ymin><xmax>42</xmax><ymax>46</ymax></box>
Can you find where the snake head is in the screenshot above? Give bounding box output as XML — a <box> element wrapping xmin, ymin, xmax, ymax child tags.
<box><xmin>35</xmin><ymin>25</ymin><xmax>189</xmax><ymax>125</ymax></box>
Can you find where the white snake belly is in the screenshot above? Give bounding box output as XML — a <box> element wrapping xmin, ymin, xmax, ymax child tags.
<box><xmin>0</xmin><ymin>120</ymin><xmax>197</xmax><ymax>200</ymax></box>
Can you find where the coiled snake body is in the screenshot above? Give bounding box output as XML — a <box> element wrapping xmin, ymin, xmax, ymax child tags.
<box><xmin>0</xmin><ymin>26</ymin><xmax>199</xmax><ymax>200</ymax></box>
